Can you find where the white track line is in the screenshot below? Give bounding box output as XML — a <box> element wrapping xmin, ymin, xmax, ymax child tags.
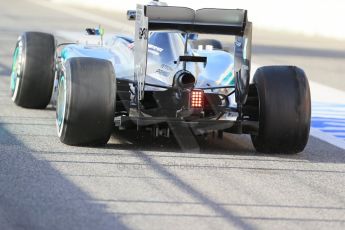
<box><xmin>310</xmin><ymin>128</ymin><xmax>345</xmax><ymax>150</ymax></box>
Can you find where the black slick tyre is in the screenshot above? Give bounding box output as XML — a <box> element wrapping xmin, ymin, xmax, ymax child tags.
<box><xmin>56</xmin><ymin>57</ymin><xmax>116</xmax><ymax>146</ymax></box>
<box><xmin>11</xmin><ymin>32</ymin><xmax>55</xmax><ymax>109</ymax></box>
<box><xmin>251</xmin><ymin>66</ymin><xmax>311</xmax><ymax>154</ymax></box>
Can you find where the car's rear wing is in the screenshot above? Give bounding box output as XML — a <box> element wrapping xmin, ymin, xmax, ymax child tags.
<box><xmin>146</xmin><ymin>6</ymin><xmax>247</xmax><ymax>36</ymax></box>
<box><xmin>134</xmin><ymin>4</ymin><xmax>252</xmax><ymax>108</ymax></box>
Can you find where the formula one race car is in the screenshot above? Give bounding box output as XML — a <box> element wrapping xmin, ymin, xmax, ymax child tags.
<box><xmin>10</xmin><ymin>1</ymin><xmax>311</xmax><ymax>153</ymax></box>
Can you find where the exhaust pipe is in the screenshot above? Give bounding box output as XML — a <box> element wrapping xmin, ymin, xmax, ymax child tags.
<box><xmin>173</xmin><ymin>70</ymin><xmax>196</xmax><ymax>89</ymax></box>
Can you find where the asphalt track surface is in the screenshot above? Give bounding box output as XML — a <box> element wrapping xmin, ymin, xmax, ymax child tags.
<box><xmin>0</xmin><ymin>0</ymin><xmax>345</xmax><ymax>229</ymax></box>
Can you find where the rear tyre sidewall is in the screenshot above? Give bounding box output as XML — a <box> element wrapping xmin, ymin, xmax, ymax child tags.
<box><xmin>11</xmin><ymin>38</ymin><xmax>24</xmax><ymax>102</ymax></box>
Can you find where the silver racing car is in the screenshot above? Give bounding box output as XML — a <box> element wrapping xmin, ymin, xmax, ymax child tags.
<box><xmin>10</xmin><ymin>1</ymin><xmax>311</xmax><ymax>153</ymax></box>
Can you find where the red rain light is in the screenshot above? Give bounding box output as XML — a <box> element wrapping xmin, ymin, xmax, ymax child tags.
<box><xmin>190</xmin><ymin>90</ymin><xmax>204</xmax><ymax>108</ymax></box>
